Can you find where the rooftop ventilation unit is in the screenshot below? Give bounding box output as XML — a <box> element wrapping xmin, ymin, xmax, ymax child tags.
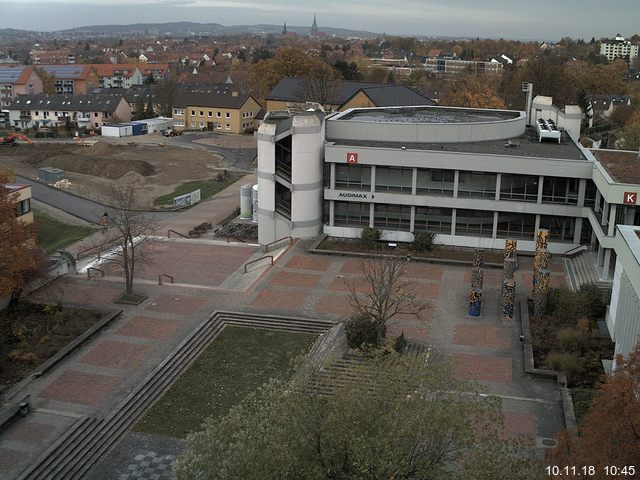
<box><xmin>535</xmin><ymin>118</ymin><xmax>561</xmax><ymax>143</ymax></box>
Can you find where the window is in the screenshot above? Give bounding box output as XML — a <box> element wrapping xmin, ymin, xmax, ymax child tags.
<box><xmin>15</xmin><ymin>198</ymin><xmax>30</xmax><ymax>216</ymax></box>
<box><xmin>374</xmin><ymin>204</ymin><xmax>411</xmax><ymax>231</ymax></box>
<box><xmin>539</xmin><ymin>215</ymin><xmax>576</xmax><ymax>243</ymax></box>
<box><xmin>541</xmin><ymin>177</ymin><xmax>578</xmax><ymax>205</ymax></box>
<box><xmin>335</xmin><ymin>165</ymin><xmax>371</xmax><ymax>190</ymax></box>
<box><xmin>34</xmin><ymin>111</ymin><xmax>39</xmax><ymax>116</ymax></box>
<box><xmin>191</xmin><ymin>110</ymin><xmax>196</xmax><ymax>116</ymax></box>
<box><xmin>496</xmin><ymin>212</ymin><xmax>536</xmax><ymax>240</ymax></box>
<box><xmin>334</xmin><ymin>201</ymin><xmax>370</xmax><ymax>227</ymax></box>
<box><xmin>457</xmin><ymin>171</ymin><xmax>496</xmax><ymax>198</ymax></box>
<box><xmin>94</xmin><ymin>112</ymin><xmax>99</xmax><ymax>117</ymax></box>
<box><xmin>216</xmin><ymin>112</ymin><xmax>221</xmax><ymax>118</ymax></box>
<box><xmin>250</xmin><ymin>111</ymin><xmax>254</xmax><ymax>117</ymax></box>
<box><xmin>199</xmin><ymin>111</ymin><xmax>204</xmax><ymax>116</ymax></box>
<box><xmin>225</xmin><ymin>112</ymin><xmax>230</xmax><ymax>118</ymax></box>
<box><xmin>208</xmin><ymin>111</ymin><xmax>213</xmax><ymax>117</ymax></box>
<box><xmin>199</xmin><ymin>122</ymin><xmax>205</xmax><ymax>128</ymax></box>
<box><xmin>416</xmin><ymin>168</ymin><xmax>454</xmax><ymax>196</ymax></box>
<box><xmin>174</xmin><ymin>120</ymin><xmax>184</xmax><ymax>127</ymax></box>
<box><xmin>191</xmin><ymin>122</ymin><xmax>198</xmax><ymax>128</ymax></box>
<box><xmin>173</xmin><ymin>108</ymin><xmax>184</xmax><ymax>116</ymax></box>
<box><xmin>455</xmin><ymin>209</ymin><xmax>494</xmax><ymax>237</ymax></box>
<box><xmin>500</xmin><ymin>174</ymin><xmax>538</xmax><ymax>202</ymax></box>
<box><xmin>584</xmin><ymin>180</ymin><xmax>597</xmax><ymax>208</ymax></box>
<box><xmin>414</xmin><ymin>207</ymin><xmax>452</xmax><ymax>234</ymax></box>
<box><xmin>375</xmin><ymin>167</ymin><xmax>413</xmax><ymax>193</ymax></box>
<box><xmin>225</xmin><ymin>124</ymin><xmax>230</xmax><ymax>130</ymax></box>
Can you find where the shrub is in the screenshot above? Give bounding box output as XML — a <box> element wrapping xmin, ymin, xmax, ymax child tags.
<box><xmin>546</xmin><ymin>287</ymin><xmax>587</xmax><ymax>326</ymax></box>
<box><xmin>345</xmin><ymin>313</ymin><xmax>380</xmax><ymax>349</ymax></box>
<box><xmin>411</xmin><ymin>232</ymin><xmax>436</xmax><ymax>253</ymax></box>
<box><xmin>556</xmin><ymin>328</ymin><xmax>590</xmax><ymax>354</ymax></box>
<box><xmin>546</xmin><ymin>352</ymin><xmax>586</xmax><ymax>383</ymax></box>
<box><xmin>577</xmin><ymin>284</ymin><xmax>608</xmax><ymax>320</ymax></box>
<box><xmin>393</xmin><ymin>332</ymin><xmax>407</xmax><ymax>353</ymax></box>
<box><xmin>360</xmin><ymin>227</ymin><xmax>381</xmax><ymax>249</ymax></box>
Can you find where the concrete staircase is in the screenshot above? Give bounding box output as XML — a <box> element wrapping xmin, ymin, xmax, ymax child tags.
<box><xmin>564</xmin><ymin>251</ymin><xmax>612</xmax><ymax>292</ymax></box>
<box><xmin>18</xmin><ymin>311</ymin><xmax>334</xmax><ymax>480</ymax></box>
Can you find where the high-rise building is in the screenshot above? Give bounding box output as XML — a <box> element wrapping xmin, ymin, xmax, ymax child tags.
<box><xmin>600</xmin><ymin>34</ymin><xmax>639</xmax><ymax>62</ymax></box>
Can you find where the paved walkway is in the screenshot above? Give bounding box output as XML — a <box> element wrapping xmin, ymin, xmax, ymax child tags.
<box><xmin>0</xmin><ymin>204</ymin><xmax>569</xmax><ymax>479</ymax></box>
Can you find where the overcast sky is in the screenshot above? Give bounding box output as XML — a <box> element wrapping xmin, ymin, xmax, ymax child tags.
<box><xmin>2</xmin><ymin>0</ymin><xmax>638</xmax><ymax>41</ymax></box>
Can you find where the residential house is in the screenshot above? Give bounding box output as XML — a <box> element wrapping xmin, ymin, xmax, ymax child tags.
<box><xmin>9</xmin><ymin>94</ymin><xmax>131</xmax><ymax>130</ymax></box>
<box><xmin>586</xmin><ymin>94</ymin><xmax>632</xmax><ymax>127</ymax></box>
<box><xmin>424</xmin><ymin>53</ymin><xmax>504</xmax><ymax>76</ymax></box>
<box><xmin>92</xmin><ymin>64</ymin><xmax>144</xmax><ymax>88</ymax></box>
<box><xmin>35</xmin><ymin>65</ymin><xmax>99</xmax><ymax>95</ymax></box>
<box><xmin>138</xmin><ymin>64</ymin><xmax>169</xmax><ymax>82</ymax></box>
<box><xmin>0</xmin><ymin>66</ymin><xmax>44</xmax><ymax>115</ymax></box>
<box><xmin>2</xmin><ymin>183</ymin><xmax>33</xmax><ymax>225</ymax></box>
<box><xmin>265</xmin><ymin>78</ymin><xmax>435</xmax><ymax>112</ymax></box>
<box><xmin>172</xmin><ymin>91</ymin><xmax>261</xmax><ymax>133</ymax></box>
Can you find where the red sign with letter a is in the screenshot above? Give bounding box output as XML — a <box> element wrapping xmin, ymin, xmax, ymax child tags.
<box><xmin>624</xmin><ymin>192</ymin><xmax>637</xmax><ymax>205</ymax></box>
<box><xmin>346</xmin><ymin>152</ymin><xmax>358</xmax><ymax>164</ymax></box>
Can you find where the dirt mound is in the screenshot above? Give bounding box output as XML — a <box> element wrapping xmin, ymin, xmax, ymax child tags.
<box><xmin>81</xmin><ymin>141</ymin><xmax>121</xmax><ymax>157</ymax></box>
<box><xmin>44</xmin><ymin>154</ymin><xmax>157</xmax><ymax>180</ymax></box>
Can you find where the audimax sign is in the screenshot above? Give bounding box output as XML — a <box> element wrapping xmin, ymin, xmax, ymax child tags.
<box><xmin>338</xmin><ymin>192</ymin><xmax>369</xmax><ymax>199</ymax></box>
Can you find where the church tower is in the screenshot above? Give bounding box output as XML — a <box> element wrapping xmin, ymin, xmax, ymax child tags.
<box><xmin>282</xmin><ymin>21</ymin><xmax>287</xmax><ymax>35</ymax></box>
<box><xmin>310</xmin><ymin>14</ymin><xmax>319</xmax><ymax>36</ymax></box>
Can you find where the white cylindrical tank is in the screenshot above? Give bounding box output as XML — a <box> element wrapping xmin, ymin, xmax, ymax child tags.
<box><xmin>252</xmin><ymin>184</ymin><xmax>258</xmax><ymax>223</ymax></box>
<box><xmin>240</xmin><ymin>183</ymin><xmax>252</xmax><ymax>220</ymax></box>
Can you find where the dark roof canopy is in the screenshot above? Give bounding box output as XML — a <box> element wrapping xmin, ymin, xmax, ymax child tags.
<box><xmin>173</xmin><ymin>91</ymin><xmax>255</xmax><ymax>109</ymax></box>
<box><xmin>10</xmin><ymin>94</ymin><xmax>127</xmax><ymax>113</ymax></box>
<box><xmin>266</xmin><ymin>77</ymin><xmax>435</xmax><ymax>107</ymax></box>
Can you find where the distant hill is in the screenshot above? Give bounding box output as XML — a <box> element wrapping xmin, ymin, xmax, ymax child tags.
<box><xmin>54</xmin><ymin>21</ymin><xmax>378</xmax><ymax>38</ymax></box>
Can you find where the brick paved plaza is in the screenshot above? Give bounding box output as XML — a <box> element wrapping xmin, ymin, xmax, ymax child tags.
<box><xmin>0</xmin><ymin>231</ymin><xmax>569</xmax><ymax>479</ymax></box>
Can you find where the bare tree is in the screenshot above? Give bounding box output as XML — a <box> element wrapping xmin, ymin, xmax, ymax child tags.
<box><xmin>103</xmin><ymin>184</ymin><xmax>157</xmax><ymax>300</ymax></box>
<box><xmin>347</xmin><ymin>255</ymin><xmax>427</xmax><ymax>343</ymax></box>
<box><xmin>155</xmin><ymin>74</ymin><xmax>179</xmax><ymax>117</ymax></box>
<box><xmin>298</xmin><ymin>61</ymin><xmax>343</xmax><ymax>110</ymax></box>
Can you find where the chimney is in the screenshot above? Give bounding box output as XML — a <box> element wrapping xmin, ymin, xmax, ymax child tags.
<box><xmin>232</xmin><ymin>91</ymin><xmax>239</xmax><ymax>97</ymax></box>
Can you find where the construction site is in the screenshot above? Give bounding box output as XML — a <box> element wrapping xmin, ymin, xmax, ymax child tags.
<box><xmin>0</xmin><ymin>138</ymin><xmax>239</xmax><ymax>208</ymax></box>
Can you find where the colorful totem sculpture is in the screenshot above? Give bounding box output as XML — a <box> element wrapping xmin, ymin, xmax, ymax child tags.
<box><xmin>532</xmin><ymin>229</ymin><xmax>551</xmax><ymax>318</ymax></box>
<box><xmin>468</xmin><ymin>248</ymin><xmax>485</xmax><ymax>316</ymax></box>
<box><xmin>501</xmin><ymin>239</ymin><xmax>518</xmax><ymax>317</ymax></box>
<box><xmin>468</xmin><ymin>288</ymin><xmax>482</xmax><ymax>317</ymax></box>
<box><xmin>502</xmin><ymin>279</ymin><xmax>516</xmax><ymax>320</ymax></box>
<box><xmin>533</xmin><ymin>269</ymin><xmax>550</xmax><ymax>318</ymax></box>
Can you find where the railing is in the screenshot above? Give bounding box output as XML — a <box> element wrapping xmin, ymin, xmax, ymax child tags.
<box><xmin>244</xmin><ymin>255</ymin><xmax>273</xmax><ymax>273</ymax></box>
<box><xmin>563</xmin><ymin>244</ymin><xmax>587</xmax><ymax>258</ymax></box>
<box><xmin>158</xmin><ymin>274</ymin><xmax>174</xmax><ymax>285</ymax></box>
<box><xmin>87</xmin><ymin>267</ymin><xmax>104</xmax><ymax>279</ymax></box>
<box><xmin>264</xmin><ymin>236</ymin><xmax>293</xmax><ymax>253</ymax></box>
<box><xmin>76</xmin><ymin>237</ymin><xmax>121</xmax><ymax>262</ymax></box>
<box><xmin>167</xmin><ymin>229</ymin><xmax>188</xmax><ymax>239</ymax></box>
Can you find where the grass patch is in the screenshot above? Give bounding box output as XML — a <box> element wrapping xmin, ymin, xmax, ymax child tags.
<box><xmin>133</xmin><ymin>326</ymin><xmax>317</xmax><ymax>438</ymax></box>
<box><xmin>33</xmin><ymin>209</ymin><xmax>94</xmax><ymax>254</ymax></box>
<box><xmin>0</xmin><ymin>302</ymin><xmax>103</xmax><ymax>386</ymax></box>
<box><xmin>153</xmin><ymin>172</ymin><xmax>244</xmax><ymax>207</ymax></box>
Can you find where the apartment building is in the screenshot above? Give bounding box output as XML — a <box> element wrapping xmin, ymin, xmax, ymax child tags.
<box><xmin>9</xmin><ymin>94</ymin><xmax>131</xmax><ymax>130</ymax></box>
<box><xmin>35</xmin><ymin>65</ymin><xmax>99</xmax><ymax>95</ymax></box>
<box><xmin>600</xmin><ymin>34</ymin><xmax>639</xmax><ymax>62</ymax></box>
<box><xmin>172</xmin><ymin>91</ymin><xmax>261</xmax><ymax>133</ymax></box>
<box><xmin>2</xmin><ymin>183</ymin><xmax>33</xmax><ymax>224</ymax></box>
<box><xmin>92</xmin><ymin>64</ymin><xmax>145</xmax><ymax>88</ymax></box>
<box><xmin>0</xmin><ymin>66</ymin><xmax>43</xmax><ymax>116</ymax></box>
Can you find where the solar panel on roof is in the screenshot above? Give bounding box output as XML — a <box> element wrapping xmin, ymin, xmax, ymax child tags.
<box><xmin>39</xmin><ymin>65</ymin><xmax>84</xmax><ymax>78</ymax></box>
<box><xmin>0</xmin><ymin>67</ymin><xmax>26</xmax><ymax>83</ymax></box>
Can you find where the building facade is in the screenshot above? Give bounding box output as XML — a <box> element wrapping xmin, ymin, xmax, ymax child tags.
<box><xmin>172</xmin><ymin>91</ymin><xmax>261</xmax><ymax>133</ymax></box>
<box><xmin>36</xmin><ymin>65</ymin><xmax>99</xmax><ymax>95</ymax></box>
<box><xmin>2</xmin><ymin>183</ymin><xmax>33</xmax><ymax>224</ymax></box>
<box><xmin>600</xmin><ymin>34</ymin><xmax>639</xmax><ymax>62</ymax></box>
<box><xmin>9</xmin><ymin>94</ymin><xmax>131</xmax><ymax>130</ymax></box>
<box><xmin>0</xmin><ymin>66</ymin><xmax>43</xmax><ymax>115</ymax></box>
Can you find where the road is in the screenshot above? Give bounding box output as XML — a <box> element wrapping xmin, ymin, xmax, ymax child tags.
<box><xmin>17</xmin><ymin>175</ymin><xmax>177</xmax><ymax>224</ymax></box>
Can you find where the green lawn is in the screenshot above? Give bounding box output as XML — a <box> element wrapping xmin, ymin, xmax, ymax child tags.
<box><xmin>133</xmin><ymin>326</ymin><xmax>317</xmax><ymax>438</ymax></box>
<box><xmin>33</xmin><ymin>209</ymin><xmax>94</xmax><ymax>253</ymax></box>
<box><xmin>153</xmin><ymin>173</ymin><xmax>243</xmax><ymax>207</ymax></box>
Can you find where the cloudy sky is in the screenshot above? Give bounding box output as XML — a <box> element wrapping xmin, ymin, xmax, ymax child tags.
<box><xmin>2</xmin><ymin>0</ymin><xmax>638</xmax><ymax>41</ymax></box>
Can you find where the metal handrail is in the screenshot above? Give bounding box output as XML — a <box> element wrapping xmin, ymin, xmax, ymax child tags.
<box><xmin>167</xmin><ymin>229</ymin><xmax>188</xmax><ymax>239</ymax></box>
<box><xmin>76</xmin><ymin>236</ymin><xmax>121</xmax><ymax>261</ymax></box>
<box><xmin>158</xmin><ymin>274</ymin><xmax>174</xmax><ymax>285</ymax></box>
<box><xmin>87</xmin><ymin>267</ymin><xmax>104</xmax><ymax>279</ymax></box>
<box><xmin>244</xmin><ymin>255</ymin><xmax>274</xmax><ymax>273</ymax></box>
<box><xmin>563</xmin><ymin>244</ymin><xmax>587</xmax><ymax>258</ymax></box>
<box><xmin>264</xmin><ymin>236</ymin><xmax>293</xmax><ymax>253</ymax></box>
